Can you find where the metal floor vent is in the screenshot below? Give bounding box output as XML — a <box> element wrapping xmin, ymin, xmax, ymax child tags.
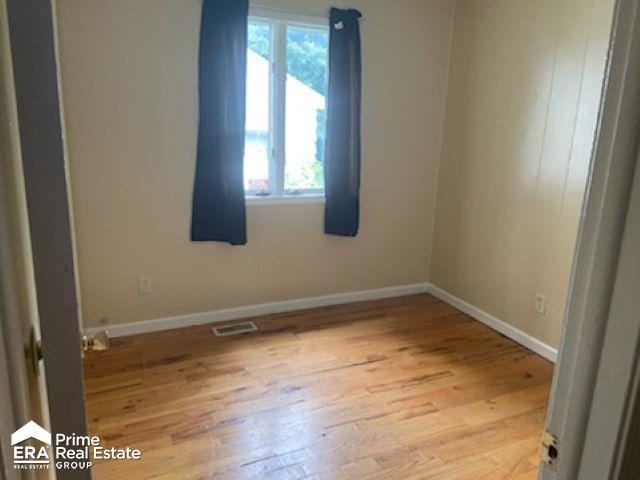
<box><xmin>212</xmin><ymin>321</ymin><xmax>258</xmax><ymax>337</ymax></box>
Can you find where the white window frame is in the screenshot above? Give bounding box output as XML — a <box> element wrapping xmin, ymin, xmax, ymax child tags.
<box><xmin>246</xmin><ymin>7</ymin><xmax>329</xmax><ymax>203</ymax></box>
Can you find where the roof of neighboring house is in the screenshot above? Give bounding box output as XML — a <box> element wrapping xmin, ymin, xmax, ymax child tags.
<box><xmin>246</xmin><ymin>49</ymin><xmax>325</xmax><ymax>132</ymax></box>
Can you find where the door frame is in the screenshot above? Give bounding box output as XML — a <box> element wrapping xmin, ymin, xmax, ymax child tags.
<box><xmin>580</xmin><ymin>117</ymin><xmax>640</xmax><ymax>479</ymax></box>
<box><xmin>539</xmin><ymin>0</ymin><xmax>640</xmax><ymax>478</ymax></box>
<box><xmin>5</xmin><ymin>0</ymin><xmax>90</xmax><ymax>479</ymax></box>
<box><xmin>0</xmin><ymin>0</ymin><xmax>41</xmax><ymax>478</ymax></box>
<box><xmin>3</xmin><ymin>0</ymin><xmax>640</xmax><ymax>479</ymax></box>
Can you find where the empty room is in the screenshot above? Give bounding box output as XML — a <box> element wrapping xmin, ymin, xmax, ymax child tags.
<box><xmin>4</xmin><ymin>0</ymin><xmax>640</xmax><ymax>479</ymax></box>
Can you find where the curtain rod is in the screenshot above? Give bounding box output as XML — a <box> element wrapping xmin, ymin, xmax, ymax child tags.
<box><xmin>249</xmin><ymin>3</ymin><xmax>363</xmax><ymax>21</ymax></box>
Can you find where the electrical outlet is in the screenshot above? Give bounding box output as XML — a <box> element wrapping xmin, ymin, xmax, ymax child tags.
<box><xmin>138</xmin><ymin>276</ymin><xmax>152</xmax><ymax>296</ymax></box>
<box><xmin>534</xmin><ymin>293</ymin><xmax>546</xmax><ymax>315</ymax></box>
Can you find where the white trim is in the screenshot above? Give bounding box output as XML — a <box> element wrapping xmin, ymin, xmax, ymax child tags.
<box><xmin>250</xmin><ymin>6</ymin><xmax>329</xmax><ymax>26</ymax></box>
<box><xmin>85</xmin><ymin>283</ymin><xmax>431</xmax><ymax>338</ymax></box>
<box><xmin>85</xmin><ymin>282</ymin><xmax>557</xmax><ymax>363</ymax></box>
<box><xmin>246</xmin><ymin>194</ymin><xmax>325</xmax><ymax>206</ymax></box>
<box><xmin>273</xmin><ymin>18</ymin><xmax>286</xmax><ymax>194</ymax></box>
<box><xmin>426</xmin><ymin>284</ymin><xmax>558</xmax><ymax>363</ymax></box>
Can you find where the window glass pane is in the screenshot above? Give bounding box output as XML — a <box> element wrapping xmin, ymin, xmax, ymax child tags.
<box><xmin>285</xmin><ymin>25</ymin><xmax>328</xmax><ymax>191</ymax></box>
<box><xmin>244</xmin><ymin>22</ymin><xmax>271</xmax><ymax>192</ymax></box>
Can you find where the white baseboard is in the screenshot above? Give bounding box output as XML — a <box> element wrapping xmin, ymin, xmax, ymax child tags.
<box><xmin>426</xmin><ymin>284</ymin><xmax>558</xmax><ymax>363</ymax></box>
<box><xmin>84</xmin><ymin>283</ymin><xmax>432</xmax><ymax>338</ymax></box>
<box><xmin>85</xmin><ymin>281</ymin><xmax>557</xmax><ymax>363</ymax></box>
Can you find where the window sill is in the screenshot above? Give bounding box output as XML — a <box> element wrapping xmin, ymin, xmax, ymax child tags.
<box><xmin>246</xmin><ymin>195</ymin><xmax>326</xmax><ymax>206</ymax></box>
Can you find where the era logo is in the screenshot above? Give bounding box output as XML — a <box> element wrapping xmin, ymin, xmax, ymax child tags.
<box><xmin>11</xmin><ymin>421</ymin><xmax>51</xmax><ymax>469</ymax></box>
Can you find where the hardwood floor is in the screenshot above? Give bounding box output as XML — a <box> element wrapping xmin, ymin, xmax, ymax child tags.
<box><xmin>83</xmin><ymin>294</ymin><xmax>554</xmax><ymax>479</ymax></box>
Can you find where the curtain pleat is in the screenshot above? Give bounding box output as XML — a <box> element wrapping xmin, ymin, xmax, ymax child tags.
<box><xmin>324</xmin><ymin>8</ymin><xmax>362</xmax><ymax>237</ymax></box>
<box><xmin>191</xmin><ymin>0</ymin><xmax>248</xmax><ymax>245</ymax></box>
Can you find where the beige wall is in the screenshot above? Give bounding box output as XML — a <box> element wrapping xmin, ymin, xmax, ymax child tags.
<box><xmin>55</xmin><ymin>0</ymin><xmax>455</xmax><ymax>327</ymax></box>
<box><xmin>56</xmin><ymin>0</ymin><xmax>614</xmax><ymax>347</ymax></box>
<box><xmin>431</xmin><ymin>0</ymin><xmax>614</xmax><ymax>348</ymax></box>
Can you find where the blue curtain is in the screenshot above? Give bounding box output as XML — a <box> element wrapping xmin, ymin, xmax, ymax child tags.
<box><xmin>191</xmin><ymin>0</ymin><xmax>248</xmax><ymax>245</ymax></box>
<box><xmin>324</xmin><ymin>8</ymin><xmax>362</xmax><ymax>237</ymax></box>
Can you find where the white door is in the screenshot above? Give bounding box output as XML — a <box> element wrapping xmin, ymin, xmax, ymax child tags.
<box><xmin>1</xmin><ymin>0</ymin><xmax>90</xmax><ymax>479</ymax></box>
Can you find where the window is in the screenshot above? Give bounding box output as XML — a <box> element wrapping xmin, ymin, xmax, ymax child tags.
<box><xmin>244</xmin><ymin>10</ymin><xmax>329</xmax><ymax>198</ymax></box>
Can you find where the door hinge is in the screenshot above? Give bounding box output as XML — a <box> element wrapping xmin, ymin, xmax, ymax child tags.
<box><xmin>541</xmin><ymin>430</ymin><xmax>559</xmax><ymax>469</ymax></box>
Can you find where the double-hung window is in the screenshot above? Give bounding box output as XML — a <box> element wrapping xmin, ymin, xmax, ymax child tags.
<box><xmin>244</xmin><ymin>9</ymin><xmax>329</xmax><ymax>199</ymax></box>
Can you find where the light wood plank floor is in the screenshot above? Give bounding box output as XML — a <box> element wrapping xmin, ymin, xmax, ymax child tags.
<box><xmin>83</xmin><ymin>294</ymin><xmax>554</xmax><ymax>479</ymax></box>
